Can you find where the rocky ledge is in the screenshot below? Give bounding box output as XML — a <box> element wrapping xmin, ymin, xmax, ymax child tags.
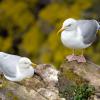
<box><xmin>0</xmin><ymin>64</ymin><xmax>64</xmax><ymax>100</ymax></box>
<box><xmin>0</xmin><ymin>60</ymin><xmax>100</xmax><ymax>100</ymax></box>
<box><xmin>59</xmin><ymin>59</ymin><xmax>100</xmax><ymax>100</ymax></box>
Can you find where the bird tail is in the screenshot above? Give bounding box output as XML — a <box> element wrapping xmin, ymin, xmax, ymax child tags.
<box><xmin>98</xmin><ymin>22</ymin><xmax>100</xmax><ymax>30</ymax></box>
<box><xmin>0</xmin><ymin>67</ymin><xmax>3</xmax><ymax>75</ymax></box>
<box><xmin>97</xmin><ymin>21</ymin><xmax>100</xmax><ymax>30</ymax></box>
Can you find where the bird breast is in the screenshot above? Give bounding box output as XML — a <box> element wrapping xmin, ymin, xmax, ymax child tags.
<box><xmin>61</xmin><ymin>30</ymin><xmax>91</xmax><ymax>49</ymax></box>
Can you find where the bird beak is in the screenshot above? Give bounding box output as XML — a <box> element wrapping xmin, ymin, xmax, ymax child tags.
<box><xmin>57</xmin><ymin>27</ymin><xmax>66</xmax><ymax>36</ymax></box>
<box><xmin>31</xmin><ymin>63</ymin><xmax>37</xmax><ymax>68</ymax></box>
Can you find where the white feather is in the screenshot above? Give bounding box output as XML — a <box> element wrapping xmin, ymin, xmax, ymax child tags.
<box><xmin>60</xmin><ymin>18</ymin><xmax>92</xmax><ymax>49</ymax></box>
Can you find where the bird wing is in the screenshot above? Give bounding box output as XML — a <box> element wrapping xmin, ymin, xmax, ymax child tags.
<box><xmin>77</xmin><ymin>20</ymin><xmax>98</xmax><ymax>44</ymax></box>
<box><xmin>0</xmin><ymin>52</ymin><xmax>21</xmax><ymax>77</ymax></box>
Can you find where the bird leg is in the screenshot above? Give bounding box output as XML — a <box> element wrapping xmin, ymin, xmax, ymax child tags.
<box><xmin>77</xmin><ymin>49</ymin><xmax>86</xmax><ymax>63</ymax></box>
<box><xmin>66</xmin><ymin>49</ymin><xmax>78</xmax><ymax>62</ymax></box>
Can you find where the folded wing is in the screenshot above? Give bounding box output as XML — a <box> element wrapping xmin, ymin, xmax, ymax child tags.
<box><xmin>77</xmin><ymin>20</ymin><xmax>98</xmax><ymax>44</ymax></box>
<box><xmin>0</xmin><ymin>52</ymin><xmax>21</xmax><ymax>77</ymax></box>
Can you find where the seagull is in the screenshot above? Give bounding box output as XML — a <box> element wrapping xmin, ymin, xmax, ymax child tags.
<box><xmin>57</xmin><ymin>18</ymin><xmax>100</xmax><ymax>62</ymax></box>
<box><xmin>0</xmin><ymin>52</ymin><xmax>37</xmax><ymax>81</ymax></box>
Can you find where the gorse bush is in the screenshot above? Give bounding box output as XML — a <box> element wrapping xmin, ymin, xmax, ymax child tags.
<box><xmin>60</xmin><ymin>83</ymin><xmax>95</xmax><ymax>100</ymax></box>
<box><xmin>74</xmin><ymin>84</ymin><xmax>95</xmax><ymax>100</ymax></box>
<box><xmin>0</xmin><ymin>0</ymin><xmax>100</xmax><ymax>65</ymax></box>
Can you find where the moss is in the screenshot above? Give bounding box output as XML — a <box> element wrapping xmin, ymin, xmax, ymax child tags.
<box><xmin>63</xmin><ymin>69</ymin><xmax>86</xmax><ymax>84</ymax></box>
<box><xmin>60</xmin><ymin>83</ymin><xmax>95</xmax><ymax>100</ymax></box>
<box><xmin>74</xmin><ymin>83</ymin><xmax>95</xmax><ymax>100</ymax></box>
<box><xmin>0</xmin><ymin>80</ymin><xmax>8</xmax><ymax>89</ymax></box>
<box><xmin>6</xmin><ymin>92</ymin><xmax>19</xmax><ymax>100</ymax></box>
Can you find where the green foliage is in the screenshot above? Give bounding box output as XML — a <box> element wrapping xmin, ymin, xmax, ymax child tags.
<box><xmin>0</xmin><ymin>0</ymin><xmax>34</xmax><ymax>31</ymax></box>
<box><xmin>0</xmin><ymin>0</ymin><xmax>35</xmax><ymax>52</ymax></box>
<box><xmin>0</xmin><ymin>0</ymin><xmax>100</xmax><ymax>65</ymax></box>
<box><xmin>60</xmin><ymin>83</ymin><xmax>95</xmax><ymax>100</ymax></box>
<box><xmin>20</xmin><ymin>23</ymin><xmax>45</xmax><ymax>54</ymax></box>
<box><xmin>74</xmin><ymin>84</ymin><xmax>95</xmax><ymax>100</ymax></box>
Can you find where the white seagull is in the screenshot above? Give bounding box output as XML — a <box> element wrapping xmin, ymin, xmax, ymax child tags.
<box><xmin>57</xmin><ymin>18</ymin><xmax>100</xmax><ymax>62</ymax></box>
<box><xmin>0</xmin><ymin>52</ymin><xmax>37</xmax><ymax>81</ymax></box>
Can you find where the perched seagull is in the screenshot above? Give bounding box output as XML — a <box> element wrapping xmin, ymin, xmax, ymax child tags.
<box><xmin>0</xmin><ymin>52</ymin><xmax>37</xmax><ymax>81</ymax></box>
<box><xmin>57</xmin><ymin>18</ymin><xmax>100</xmax><ymax>62</ymax></box>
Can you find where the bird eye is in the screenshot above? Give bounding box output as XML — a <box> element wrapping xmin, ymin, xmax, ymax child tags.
<box><xmin>67</xmin><ymin>24</ymin><xmax>71</xmax><ymax>27</ymax></box>
<box><xmin>24</xmin><ymin>62</ymin><xmax>28</xmax><ymax>64</ymax></box>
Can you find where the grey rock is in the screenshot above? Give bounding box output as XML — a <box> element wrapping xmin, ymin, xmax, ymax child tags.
<box><xmin>59</xmin><ymin>59</ymin><xmax>100</xmax><ymax>100</ymax></box>
<box><xmin>0</xmin><ymin>60</ymin><xmax>100</xmax><ymax>100</ymax></box>
<box><xmin>0</xmin><ymin>64</ymin><xmax>63</xmax><ymax>100</ymax></box>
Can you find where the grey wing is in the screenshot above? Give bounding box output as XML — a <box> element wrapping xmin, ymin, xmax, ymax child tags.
<box><xmin>0</xmin><ymin>53</ymin><xmax>21</xmax><ymax>77</ymax></box>
<box><xmin>77</xmin><ymin>20</ymin><xmax>98</xmax><ymax>44</ymax></box>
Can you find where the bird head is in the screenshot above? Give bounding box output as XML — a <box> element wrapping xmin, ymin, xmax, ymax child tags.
<box><xmin>18</xmin><ymin>57</ymin><xmax>37</xmax><ymax>69</ymax></box>
<box><xmin>57</xmin><ymin>18</ymin><xmax>77</xmax><ymax>36</ymax></box>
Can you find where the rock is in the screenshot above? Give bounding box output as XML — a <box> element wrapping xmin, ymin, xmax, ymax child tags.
<box><xmin>0</xmin><ymin>64</ymin><xmax>63</xmax><ymax>100</ymax></box>
<box><xmin>0</xmin><ymin>81</ymin><xmax>46</xmax><ymax>100</ymax></box>
<box><xmin>58</xmin><ymin>59</ymin><xmax>100</xmax><ymax>100</ymax></box>
<box><xmin>0</xmin><ymin>60</ymin><xmax>100</xmax><ymax>100</ymax></box>
<box><xmin>35</xmin><ymin>64</ymin><xmax>59</xmax><ymax>86</ymax></box>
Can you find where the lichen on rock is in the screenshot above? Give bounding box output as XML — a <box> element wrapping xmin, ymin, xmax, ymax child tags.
<box><xmin>58</xmin><ymin>59</ymin><xmax>100</xmax><ymax>100</ymax></box>
<box><xmin>0</xmin><ymin>60</ymin><xmax>100</xmax><ymax>100</ymax></box>
<box><xmin>0</xmin><ymin>64</ymin><xmax>63</xmax><ymax>100</ymax></box>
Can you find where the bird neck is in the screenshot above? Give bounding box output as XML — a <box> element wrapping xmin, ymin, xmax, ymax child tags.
<box><xmin>16</xmin><ymin>65</ymin><xmax>34</xmax><ymax>77</ymax></box>
<box><xmin>62</xmin><ymin>30</ymin><xmax>77</xmax><ymax>37</ymax></box>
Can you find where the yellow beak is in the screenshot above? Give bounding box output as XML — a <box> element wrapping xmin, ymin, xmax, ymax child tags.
<box><xmin>31</xmin><ymin>63</ymin><xmax>37</xmax><ymax>68</ymax></box>
<box><xmin>57</xmin><ymin>27</ymin><xmax>66</xmax><ymax>36</ymax></box>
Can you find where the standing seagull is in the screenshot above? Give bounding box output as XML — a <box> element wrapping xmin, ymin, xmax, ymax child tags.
<box><xmin>0</xmin><ymin>52</ymin><xmax>37</xmax><ymax>81</ymax></box>
<box><xmin>57</xmin><ymin>18</ymin><xmax>100</xmax><ymax>62</ymax></box>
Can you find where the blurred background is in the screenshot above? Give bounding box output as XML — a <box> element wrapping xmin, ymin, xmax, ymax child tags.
<box><xmin>0</xmin><ymin>0</ymin><xmax>100</xmax><ymax>67</ymax></box>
